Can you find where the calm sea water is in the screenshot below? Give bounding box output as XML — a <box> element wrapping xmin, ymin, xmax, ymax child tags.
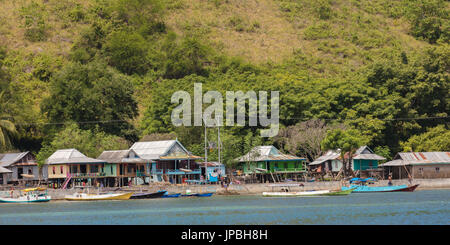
<box><xmin>0</xmin><ymin>189</ymin><xmax>449</xmax><ymax>225</ymax></box>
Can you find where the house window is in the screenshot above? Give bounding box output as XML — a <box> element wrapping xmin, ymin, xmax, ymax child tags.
<box><xmin>60</xmin><ymin>166</ymin><xmax>64</xmax><ymax>174</ymax></box>
<box><xmin>28</xmin><ymin>169</ymin><xmax>33</xmax><ymax>175</ymax></box>
<box><xmin>91</xmin><ymin>165</ymin><xmax>99</xmax><ymax>173</ymax></box>
<box><xmin>436</xmin><ymin>167</ymin><xmax>440</xmax><ymax>173</ymax></box>
<box><xmin>418</xmin><ymin>168</ymin><xmax>423</xmax><ymax>174</ymax></box>
<box><xmin>53</xmin><ymin>166</ymin><xmax>56</xmax><ymax>175</ymax></box>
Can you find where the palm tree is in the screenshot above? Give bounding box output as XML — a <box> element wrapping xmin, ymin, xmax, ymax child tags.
<box><xmin>0</xmin><ymin>91</ymin><xmax>17</xmax><ymax>149</ymax></box>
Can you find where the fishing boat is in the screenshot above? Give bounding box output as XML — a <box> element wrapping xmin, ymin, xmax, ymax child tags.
<box><xmin>262</xmin><ymin>183</ymin><xmax>354</xmax><ymax>197</ymax></box>
<box><xmin>0</xmin><ymin>187</ymin><xmax>51</xmax><ymax>203</ymax></box>
<box><xmin>130</xmin><ymin>190</ymin><xmax>167</xmax><ymax>199</ymax></box>
<box><xmin>64</xmin><ymin>192</ymin><xmax>134</xmax><ymax>201</ymax></box>
<box><xmin>341</xmin><ymin>178</ymin><xmax>419</xmax><ymax>193</ymax></box>
<box><xmin>161</xmin><ymin>192</ymin><xmax>181</xmax><ymax>198</ymax></box>
<box><xmin>181</xmin><ymin>189</ymin><xmax>214</xmax><ymax>197</ymax></box>
<box><xmin>194</xmin><ymin>192</ymin><xmax>214</xmax><ymax>197</ymax></box>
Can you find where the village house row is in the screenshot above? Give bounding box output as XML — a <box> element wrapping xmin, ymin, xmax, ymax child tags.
<box><xmin>0</xmin><ymin>139</ymin><xmax>449</xmax><ymax>187</ymax></box>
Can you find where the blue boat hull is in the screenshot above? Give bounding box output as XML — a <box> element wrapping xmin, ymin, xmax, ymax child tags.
<box><xmin>342</xmin><ymin>184</ymin><xmax>415</xmax><ymax>192</ymax></box>
<box><xmin>162</xmin><ymin>193</ymin><xmax>181</xmax><ymax>198</ymax></box>
<box><xmin>181</xmin><ymin>192</ymin><xmax>214</xmax><ymax>197</ymax></box>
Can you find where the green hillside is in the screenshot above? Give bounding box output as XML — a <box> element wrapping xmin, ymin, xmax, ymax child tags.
<box><xmin>0</xmin><ymin>0</ymin><xmax>448</xmax><ymax>165</ymax></box>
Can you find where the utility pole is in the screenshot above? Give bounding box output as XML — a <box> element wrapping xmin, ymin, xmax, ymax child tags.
<box><xmin>204</xmin><ymin>119</ymin><xmax>208</xmax><ymax>163</ymax></box>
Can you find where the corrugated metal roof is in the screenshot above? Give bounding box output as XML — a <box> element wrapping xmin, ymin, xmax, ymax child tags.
<box><xmin>341</xmin><ymin>146</ymin><xmax>386</xmax><ymax>160</ymax></box>
<box><xmin>353</xmin><ymin>154</ymin><xmax>386</xmax><ymax>160</ymax></box>
<box><xmin>46</xmin><ymin>149</ymin><xmax>106</xmax><ymax>165</ymax></box>
<box><xmin>309</xmin><ymin>150</ymin><xmax>341</xmax><ymax>166</ymax></box>
<box><xmin>381</xmin><ymin>152</ymin><xmax>450</xmax><ymax>166</ymax></box>
<box><xmin>0</xmin><ymin>152</ymin><xmax>32</xmax><ymax>167</ymax></box>
<box><xmin>130</xmin><ymin>140</ymin><xmax>191</xmax><ymax>160</ymax></box>
<box><xmin>236</xmin><ymin>146</ymin><xmax>305</xmax><ymax>162</ymax></box>
<box><xmin>0</xmin><ymin>166</ymin><xmax>12</xmax><ymax>173</ymax></box>
<box><xmin>97</xmin><ymin>149</ymin><xmax>146</xmax><ymax>163</ymax></box>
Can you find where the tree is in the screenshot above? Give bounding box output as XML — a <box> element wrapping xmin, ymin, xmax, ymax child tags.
<box><xmin>274</xmin><ymin>119</ymin><xmax>346</xmax><ymax>161</ymax></box>
<box><xmin>103</xmin><ymin>30</ymin><xmax>150</xmax><ymax>75</ymax></box>
<box><xmin>0</xmin><ymin>90</ymin><xmax>18</xmax><ymax>151</ymax></box>
<box><xmin>41</xmin><ymin>62</ymin><xmax>138</xmax><ymax>140</ymax></box>
<box><xmin>162</xmin><ymin>35</ymin><xmax>211</xmax><ymax>79</ymax></box>
<box><xmin>321</xmin><ymin>128</ymin><xmax>367</xmax><ymax>177</ymax></box>
<box><xmin>401</xmin><ymin>125</ymin><xmax>450</xmax><ymax>152</ymax></box>
<box><xmin>36</xmin><ymin>123</ymin><xmax>130</xmax><ymax>167</ymax></box>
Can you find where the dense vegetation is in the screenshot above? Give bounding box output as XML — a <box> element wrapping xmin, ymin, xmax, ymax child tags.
<box><xmin>0</xmin><ymin>0</ymin><xmax>448</xmax><ymax>167</ymax></box>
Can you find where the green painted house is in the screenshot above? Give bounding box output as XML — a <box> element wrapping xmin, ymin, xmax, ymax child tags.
<box><xmin>236</xmin><ymin>146</ymin><xmax>306</xmax><ymax>182</ymax></box>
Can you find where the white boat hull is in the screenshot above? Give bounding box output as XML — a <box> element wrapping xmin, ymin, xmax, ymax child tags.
<box><xmin>65</xmin><ymin>192</ymin><xmax>133</xmax><ymax>201</ymax></box>
<box><xmin>262</xmin><ymin>190</ymin><xmax>331</xmax><ymax>197</ymax></box>
<box><xmin>0</xmin><ymin>195</ymin><xmax>51</xmax><ymax>203</ymax></box>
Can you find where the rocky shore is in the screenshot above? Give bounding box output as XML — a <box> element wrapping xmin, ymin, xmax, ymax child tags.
<box><xmin>2</xmin><ymin>178</ymin><xmax>450</xmax><ymax>200</ymax></box>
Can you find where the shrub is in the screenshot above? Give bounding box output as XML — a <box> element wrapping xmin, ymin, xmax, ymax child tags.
<box><xmin>19</xmin><ymin>1</ymin><xmax>48</xmax><ymax>42</ymax></box>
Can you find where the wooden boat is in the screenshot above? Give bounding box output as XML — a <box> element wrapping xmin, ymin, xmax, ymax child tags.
<box><xmin>130</xmin><ymin>191</ymin><xmax>167</xmax><ymax>199</ymax></box>
<box><xmin>342</xmin><ymin>184</ymin><xmax>419</xmax><ymax>193</ymax></box>
<box><xmin>262</xmin><ymin>189</ymin><xmax>353</xmax><ymax>197</ymax></box>
<box><xmin>194</xmin><ymin>192</ymin><xmax>214</xmax><ymax>197</ymax></box>
<box><xmin>262</xmin><ymin>183</ymin><xmax>354</xmax><ymax>197</ymax></box>
<box><xmin>181</xmin><ymin>192</ymin><xmax>214</xmax><ymax>197</ymax></box>
<box><xmin>0</xmin><ymin>188</ymin><xmax>51</xmax><ymax>203</ymax></box>
<box><xmin>342</xmin><ymin>178</ymin><xmax>419</xmax><ymax>193</ymax></box>
<box><xmin>65</xmin><ymin>192</ymin><xmax>133</xmax><ymax>201</ymax></box>
<box><xmin>161</xmin><ymin>192</ymin><xmax>181</xmax><ymax>198</ymax></box>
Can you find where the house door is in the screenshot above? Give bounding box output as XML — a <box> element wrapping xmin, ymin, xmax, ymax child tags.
<box><xmin>18</xmin><ymin>167</ymin><xmax>23</xmax><ymax>179</ymax></box>
<box><xmin>80</xmin><ymin>165</ymin><xmax>87</xmax><ymax>174</ymax></box>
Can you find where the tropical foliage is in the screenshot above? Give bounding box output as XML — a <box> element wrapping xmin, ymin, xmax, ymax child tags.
<box><xmin>0</xmin><ymin>0</ymin><xmax>448</xmax><ymax>167</ymax></box>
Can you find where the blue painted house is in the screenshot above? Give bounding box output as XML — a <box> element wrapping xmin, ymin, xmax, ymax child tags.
<box><xmin>130</xmin><ymin>140</ymin><xmax>203</xmax><ymax>184</ymax></box>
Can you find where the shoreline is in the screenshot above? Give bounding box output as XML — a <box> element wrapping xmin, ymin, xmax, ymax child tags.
<box><xmin>3</xmin><ymin>178</ymin><xmax>449</xmax><ymax>201</ymax></box>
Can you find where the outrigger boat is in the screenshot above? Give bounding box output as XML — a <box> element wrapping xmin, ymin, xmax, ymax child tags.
<box><xmin>0</xmin><ymin>187</ymin><xmax>51</xmax><ymax>203</ymax></box>
<box><xmin>341</xmin><ymin>178</ymin><xmax>419</xmax><ymax>193</ymax></box>
<box><xmin>65</xmin><ymin>192</ymin><xmax>134</xmax><ymax>201</ymax></box>
<box><xmin>262</xmin><ymin>183</ymin><xmax>354</xmax><ymax>197</ymax></box>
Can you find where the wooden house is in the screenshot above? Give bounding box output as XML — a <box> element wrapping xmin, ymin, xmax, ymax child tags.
<box><xmin>45</xmin><ymin>149</ymin><xmax>107</xmax><ymax>188</ymax></box>
<box><xmin>130</xmin><ymin>140</ymin><xmax>203</xmax><ymax>184</ymax></box>
<box><xmin>308</xmin><ymin>150</ymin><xmax>343</xmax><ymax>178</ymax></box>
<box><xmin>310</xmin><ymin>146</ymin><xmax>386</xmax><ymax>179</ymax></box>
<box><xmin>235</xmin><ymin>146</ymin><xmax>306</xmax><ymax>183</ymax></box>
<box><xmin>0</xmin><ymin>152</ymin><xmax>44</xmax><ymax>184</ymax></box>
<box><xmin>0</xmin><ymin>166</ymin><xmax>12</xmax><ymax>185</ymax></box>
<box><xmin>97</xmin><ymin>149</ymin><xmax>147</xmax><ymax>186</ymax></box>
<box><xmin>380</xmin><ymin>152</ymin><xmax>450</xmax><ymax>179</ymax></box>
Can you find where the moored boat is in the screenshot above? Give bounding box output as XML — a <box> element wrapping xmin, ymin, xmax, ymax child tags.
<box><xmin>262</xmin><ymin>183</ymin><xmax>354</xmax><ymax>197</ymax></box>
<box><xmin>341</xmin><ymin>178</ymin><xmax>419</xmax><ymax>193</ymax></box>
<box><xmin>181</xmin><ymin>189</ymin><xmax>214</xmax><ymax>197</ymax></box>
<box><xmin>0</xmin><ymin>187</ymin><xmax>51</xmax><ymax>203</ymax></box>
<box><xmin>161</xmin><ymin>191</ymin><xmax>181</xmax><ymax>198</ymax></box>
<box><xmin>262</xmin><ymin>189</ymin><xmax>353</xmax><ymax>197</ymax></box>
<box><xmin>65</xmin><ymin>192</ymin><xmax>133</xmax><ymax>201</ymax></box>
<box><xmin>342</xmin><ymin>184</ymin><xmax>419</xmax><ymax>193</ymax></box>
<box><xmin>130</xmin><ymin>190</ymin><xmax>167</xmax><ymax>199</ymax></box>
